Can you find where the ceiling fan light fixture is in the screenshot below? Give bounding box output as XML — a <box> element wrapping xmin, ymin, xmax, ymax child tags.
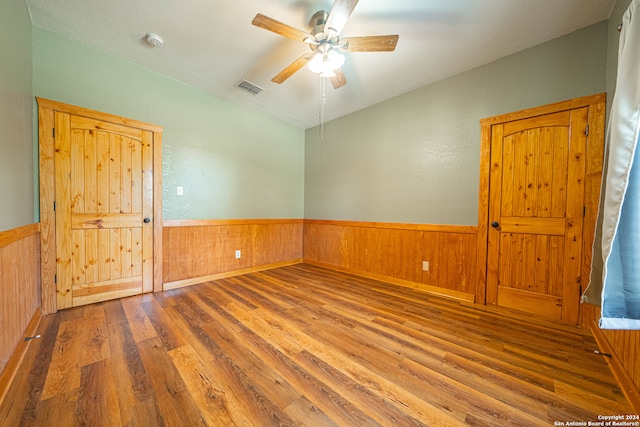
<box><xmin>320</xmin><ymin>69</ymin><xmax>337</xmax><ymax>78</ymax></box>
<box><xmin>307</xmin><ymin>49</ymin><xmax>344</xmax><ymax>76</ymax></box>
<box><xmin>307</xmin><ymin>53</ymin><xmax>322</xmax><ymax>73</ymax></box>
<box><xmin>327</xmin><ymin>49</ymin><xmax>345</xmax><ymax>69</ymax></box>
<box><xmin>252</xmin><ymin>0</ymin><xmax>399</xmax><ymax>87</ymax></box>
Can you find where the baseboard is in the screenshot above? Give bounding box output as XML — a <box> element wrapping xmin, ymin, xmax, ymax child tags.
<box><xmin>590</xmin><ymin>321</ymin><xmax>640</xmax><ymax>413</ymax></box>
<box><xmin>163</xmin><ymin>259</ymin><xmax>304</xmax><ymax>290</ymax></box>
<box><xmin>0</xmin><ymin>307</ymin><xmax>42</xmax><ymax>407</ymax></box>
<box><xmin>303</xmin><ymin>259</ymin><xmax>475</xmax><ymax>303</ymax></box>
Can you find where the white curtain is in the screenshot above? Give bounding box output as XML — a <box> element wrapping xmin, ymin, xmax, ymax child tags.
<box><xmin>597</xmin><ymin>0</ymin><xmax>640</xmax><ymax>329</ymax></box>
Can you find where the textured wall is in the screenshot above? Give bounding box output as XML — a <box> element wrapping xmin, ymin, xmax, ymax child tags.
<box><xmin>304</xmin><ymin>23</ymin><xmax>608</xmax><ymax>225</ymax></box>
<box><xmin>0</xmin><ymin>0</ymin><xmax>33</xmax><ymax>231</ymax></box>
<box><xmin>32</xmin><ymin>28</ymin><xmax>305</xmax><ymax>220</ymax></box>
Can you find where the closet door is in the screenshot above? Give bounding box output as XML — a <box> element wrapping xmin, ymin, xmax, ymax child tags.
<box><xmin>486</xmin><ymin>108</ymin><xmax>588</xmax><ymax>323</ymax></box>
<box><xmin>54</xmin><ymin>113</ymin><xmax>154</xmax><ymax>308</ymax></box>
<box><xmin>38</xmin><ymin>98</ymin><xmax>162</xmax><ymax>312</ymax></box>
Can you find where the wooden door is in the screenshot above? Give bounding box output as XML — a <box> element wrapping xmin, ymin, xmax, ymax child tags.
<box><xmin>54</xmin><ymin>113</ymin><xmax>154</xmax><ymax>308</ymax></box>
<box><xmin>486</xmin><ymin>108</ymin><xmax>588</xmax><ymax>322</ymax></box>
<box><xmin>38</xmin><ymin>98</ymin><xmax>162</xmax><ymax>313</ymax></box>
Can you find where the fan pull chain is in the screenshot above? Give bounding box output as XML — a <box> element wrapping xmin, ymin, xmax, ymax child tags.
<box><xmin>319</xmin><ymin>76</ymin><xmax>327</xmax><ymax>138</ymax></box>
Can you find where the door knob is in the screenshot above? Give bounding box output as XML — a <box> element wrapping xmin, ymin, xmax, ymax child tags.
<box><xmin>143</xmin><ymin>217</ymin><xmax>151</xmax><ymax>223</ymax></box>
<box><xmin>491</xmin><ymin>221</ymin><xmax>499</xmax><ymax>228</ymax></box>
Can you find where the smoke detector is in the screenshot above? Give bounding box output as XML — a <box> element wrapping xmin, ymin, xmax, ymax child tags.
<box><xmin>145</xmin><ymin>33</ymin><xmax>164</xmax><ymax>48</ymax></box>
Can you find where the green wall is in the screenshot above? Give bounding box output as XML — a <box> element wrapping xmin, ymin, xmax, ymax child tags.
<box><xmin>0</xmin><ymin>10</ymin><xmax>621</xmax><ymax>228</ymax></box>
<box><xmin>32</xmin><ymin>28</ymin><xmax>305</xmax><ymax>220</ymax></box>
<box><xmin>304</xmin><ymin>22</ymin><xmax>609</xmax><ymax>225</ymax></box>
<box><xmin>0</xmin><ymin>0</ymin><xmax>33</xmax><ymax>231</ymax></box>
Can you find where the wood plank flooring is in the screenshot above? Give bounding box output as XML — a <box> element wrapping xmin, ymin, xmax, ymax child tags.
<box><xmin>0</xmin><ymin>264</ymin><xmax>632</xmax><ymax>426</ymax></box>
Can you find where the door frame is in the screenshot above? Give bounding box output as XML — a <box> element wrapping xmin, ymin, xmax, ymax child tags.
<box><xmin>475</xmin><ymin>93</ymin><xmax>606</xmax><ymax>317</ymax></box>
<box><xmin>37</xmin><ymin>98</ymin><xmax>163</xmax><ymax>314</ymax></box>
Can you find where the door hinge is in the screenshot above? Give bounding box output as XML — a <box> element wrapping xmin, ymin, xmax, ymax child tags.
<box><xmin>585</xmin><ymin>125</ymin><xmax>589</xmax><ymax>136</ymax></box>
<box><xmin>52</xmin><ymin>127</ymin><xmax>55</xmax><ymax>138</ymax></box>
<box><xmin>53</xmin><ymin>201</ymin><xmax>56</xmax><ymax>211</ymax></box>
<box><xmin>54</xmin><ymin>274</ymin><xmax>57</xmax><ymax>284</ymax></box>
<box><xmin>583</xmin><ymin>206</ymin><xmax>586</xmax><ymax>217</ymax></box>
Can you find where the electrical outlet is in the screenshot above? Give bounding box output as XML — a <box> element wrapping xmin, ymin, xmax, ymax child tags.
<box><xmin>176</xmin><ymin>186</ymin><xmax>184</xmax><ymax>196</ymax></box>
<box><xmin>422</xmin><ymin>261</ymin><xmax>429</xmax><ymax>271</ymax></box>
<box><xmin>235</xmin><ymin>250</ymin><xmax>241</xmax><ymax>259</ymax></box>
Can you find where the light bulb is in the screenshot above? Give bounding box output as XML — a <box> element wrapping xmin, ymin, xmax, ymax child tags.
<box><xmin>307</xmin><ymin>53</ymin><xmax>324</xmax><ymax>74</ymax></box>
<box><xmin>308</xmin><ymin>48</ymin><xmax>344</xmax><ymax>75</ymax></box>
<box><xmin>320</xmin><ymin>69</ymin><xmax>336</xmax><ymax>78</ymax></box>
<box><xmin>327</xmin><ymin>50</ymin><xmax>344</xmax><ymax>70</ymax></box>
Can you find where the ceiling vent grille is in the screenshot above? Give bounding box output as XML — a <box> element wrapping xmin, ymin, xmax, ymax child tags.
<box><xmin>235</xmin><ymin>79</ymin><xmax>264</xmax><ymax>95</ymax></box>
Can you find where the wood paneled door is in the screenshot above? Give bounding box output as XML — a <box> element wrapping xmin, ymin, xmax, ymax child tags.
<box><xmin>38</xmin><ymin>99</ymin><xmax>163</xmax><ymax>312</ymax></box>
<box><xmin>479</xmin><ymin>94</ymin><xmax>606</xmax><ymax>324</ymax></box>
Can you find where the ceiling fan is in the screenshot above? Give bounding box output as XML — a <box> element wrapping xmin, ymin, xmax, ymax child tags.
<box><xmin>252</xmin><ymin>0</ymin><xmax>399</xmax><ymax>89</ymax></box>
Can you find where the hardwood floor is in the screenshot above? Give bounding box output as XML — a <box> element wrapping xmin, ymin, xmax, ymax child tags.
<box><xmin>0</xmin><ymin>264</ymin><xmax>632</xmax><ymax>426</ymax></box>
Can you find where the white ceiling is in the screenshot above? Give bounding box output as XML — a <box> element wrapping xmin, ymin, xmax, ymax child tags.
<box><xmin>26</xmin><ymin>0</ymin><xmax>616</xmax><ymax>129</ymax></box>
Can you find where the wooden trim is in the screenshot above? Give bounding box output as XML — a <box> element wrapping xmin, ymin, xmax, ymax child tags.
<box><xmin>0</xmin><ymin>308</ymin><xmax>41</xmax><ymax>407</ymax></box>
<box><xmin>475</xmin><ymin>122</ymin><xmax>492</xmax><ymax>305</ymax></box>
<box><xmin>304</xmin><ymin>259</ymin><xmax>475</xmax><ymax>302</ymax></box>
<box><xmin>38</xmin><ymin>103</ymin><xmax>56</xmax><ymax>314</ymax></box>
<box><xmin>0</xmin><ymin>223</ymin><xmax>40</xmax><ymax>248</ymax></box>
<box><xmin>36</xmin><ymin>98</ymin><xmax>163</xmax><ymax>133</ymax></box>
<box><xmin>484</xmin><ymin>124</ymin><xmax>503</xmax><ymax>306</ymax></box>
<box><xmin>54</xmin><ymin>111</ymin><xmax>72</xmax><ymax>309</ymax></box>
<box><xmin>37</xmin><ymin>98</ymin><xmax>163</xmax><ymax>312</ymax></box>
<box><xmin>304</xmin><ymin>219</ymin><xmax>477</xmax><ymax>234</ymax></box>
<box><xmin>561</xmin><ymin>107</ymin><xmax>589</xmax><ymax>324</ymax></box>
<box><xmin>163</xmin><ymin>259</ymin><xmax>303</xmax><ymax>290</ymax></box>
<box><xmin>164</xmin><ymin>218</ymin><xmax>304</xmax><ymax>227</ymax></box>
<box><xmin>581</xmin><ymin>100</ymin><xmax>606</xmax><ymax>304</ymax></box>
<box><xmin>591</xmin><ymin>323</ymin><xmax>640</xmax><ymax>413</ymax></box>
<box><xmin>153</xmin><ymin>132</ymin><xmax>163</xmax><ymax>293</ymax></box>
<box><xmin>480</xmin><ymin>93</ymin><xmax>606</xmax><ymax>127</ymax></box>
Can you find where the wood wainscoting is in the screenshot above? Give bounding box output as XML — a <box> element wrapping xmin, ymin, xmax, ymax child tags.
<box><xmin>581</xmin><ymin>303</ymin><xmax>640</xmax><ymax>412</ymax></box>
<box><xmin>303</xmin><ymin>219</ymin><xmax>478</xmax><ymax>302</ymax></box>
<box><xmin>0</xmin><ymin>224</ymin><xmax>42</xmax><ymax>403</ymax></box>
<box><xmin>162</xmin><ymin>219</ymin><xmax>303</xmax><ymax>289</ymax></box>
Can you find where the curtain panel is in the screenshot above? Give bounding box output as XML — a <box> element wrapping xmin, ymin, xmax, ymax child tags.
<box><xmin>585</xmin><ymin>0</ymin><xmax>640</xmax><ymax>329</ymax></box>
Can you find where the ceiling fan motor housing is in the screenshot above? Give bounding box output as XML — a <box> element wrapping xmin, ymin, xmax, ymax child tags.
<box><xmin>309</xmin><ymin>11</ymin><xmax>329</xmax><ymax>29</ymax></box>
<box><xmin>308</xmin><ymin>10</ymin><xmax>343</xmax><ymax>55</ymax></box>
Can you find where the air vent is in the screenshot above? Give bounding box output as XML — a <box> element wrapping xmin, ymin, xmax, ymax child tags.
<box><xmin>235</xmin><ymin>79</ymin><xmax>264</xmax><ymax>95</ymax></box>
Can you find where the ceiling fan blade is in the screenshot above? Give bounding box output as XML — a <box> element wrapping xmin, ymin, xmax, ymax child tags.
<box><xmin>325</xmin><ymin>0</ymin><xmax>359</xmax><ymax>35</ymax></box>
<box><xmin>330</xmin><ymin>68</ymin><xmax>347</xmax><ymax>89</ymax></box>
<box><xmin>252</xmin><ymin>13</ymin><xmax>310</xmax><ymax>42</ymax></box>
<box><xmin>342</xmin><ymin>35</ymin><xmax>399</xmax><ymax>52</ymax></box>
<box><xmin>272</xmin><ymin>54</ymin><xmax>313</xmax><ymax>84</ymax></box>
